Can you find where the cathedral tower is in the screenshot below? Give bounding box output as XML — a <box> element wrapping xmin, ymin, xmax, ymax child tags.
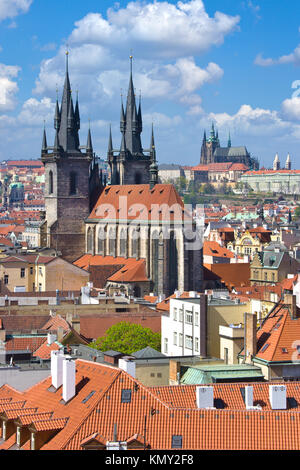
<box><xmin>40</xmin><ymin>52</ymin><xmax>102</xmax><ymax>261</ymax></box>
<box><xmin>108</xmin><ymin>57</ymin><xmax>156</xmax><ymax>185</ymax></box>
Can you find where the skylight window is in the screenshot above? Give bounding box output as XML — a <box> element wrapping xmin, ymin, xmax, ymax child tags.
<box><xmin>82</xmin><ymin>391</ymin><xmax>96</xmax><ymax>404</ymax></box>
<box><xmin>121</xmin><ymin>389</ymin><xmax>132</xmax><ymax>403</ymax></box>
<box><xmin>171</xmin><ymin>435</ymin><xmax>182</xmax><ymax>449</ymax></box>
<box><xmin>261</xmin><ymin>343</ymin><xmax>270</xmax><ymax>352</ymax></box>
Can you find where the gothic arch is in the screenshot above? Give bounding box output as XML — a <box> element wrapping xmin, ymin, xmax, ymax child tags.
<box><xmin>108</xmin><ymin>226</ymin><xmax>116</xmax><ymax>257</ymax></box>
<box><xmin>119</xmin><ymin>227</ymin><xmax>127</xmax><ymax>257</ymax></box>
<box><xmin>151</xmin><ymin>230</ymin><xmax>160</xmax><ymax>295</ymax></box>
<box><xmin>168</xmin><ymin>230</ymin><xmax>178</xmax><ymax>295</ymax></box>
<box><xmin>49</xmin><ymin>170</ymin><xmax>53</xmax><ymax>194</ymax></box>
<box><xmin>97</xmin><ymin>226</ymin><xmax>106</xmax><ymax>255</ymax></box>
<box><xmin>131</xmin><ymin>227</ymin><xmax>140</xmax><ymax>258</ymax></box>
<box><xmin>87</xmin><ymin>227</ymin><xmax>94</xmax><ymax>254</ymax></box>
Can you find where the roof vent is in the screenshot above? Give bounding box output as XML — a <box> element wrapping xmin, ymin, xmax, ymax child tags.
<box><xmin>269</xmin><ymin>385</ymin><xmax>286</xmax><ymax>410</ymax></box>
<box><xmin>196</xmin><ymin>386</ymin><xmax>214</xmax><ymax>409</ymax></box>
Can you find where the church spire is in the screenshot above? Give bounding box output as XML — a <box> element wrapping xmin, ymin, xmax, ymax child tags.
<box><xmin>57</xmin><ymin>50</ymin><xmax>80</xmax><ymax>153</ymax></box>
<box><xmin>150</xmin><ymin>124</ymin><xmax>158</xmax><ymax>189</ymax></box>
<box><xmin>86</xmin><ymin>121</ymin><xmax>93</xmax><ymax>154</ymax></box>
<box><xmin>41</xmin><ymin>123</ymin><xmax>48</xmax><ymax>154</ymax></box>
<box><xmin>124</xmin><ymin>54</ymin><xmax>143</xmax><ymax>155</ymax></box>
<box><xmin>108</xmin><ymin>124</ymin><xmax>113</xmax><ymax>154</ymax></box>
<box><xmin>228</xmin><ymin>131</ymin><xmax>231</xmax><ymax>148</ymax></box>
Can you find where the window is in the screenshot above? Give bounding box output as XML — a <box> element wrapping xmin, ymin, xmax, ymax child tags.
<box><xmin>30</xmin><ymin>266</ymin><xmax>33</xmax><ymax>275</ymax></box>
<box><xmin>39</xmin><ymin>267</ymin><xmax>42</xmax><ymax>276</ymax></box>
<box><xmin>20</xmin><ymin>268</ymin><xmax>25</xmax><ymax>278</ymax></box>
<box><xmin>121</xmin><ymin>389</ymin><xmax>132</xmax><ymax>404</ymax></box>
<box><xmin>195</xmin><ymin>311</ymin><xmax>199</xmax><ymax>327</ymax></box>
<box><xmin>4</xmin><ymin>275</ymin><xmax>8</xmax><ymax>285</ymax></box>
<box><xmin>264</xmin><ymin>272</ymin><xmax>268</xmax><ymax>281</ymax></box>
<box><xmin>179</xmin><ymin>333</ymin><xmax>183</xmax><ymax>347</ymax></box>
<box><xmin>173</xmin><ymin>308</ymin><xmax>177</xmax><ymax>321</ymax></box>
<box><xmin>164</xmin><ymin>338</ymin><xmax>168</xmax><ymax>354</ymax></box>
<box><xmin>70</xmin><ymin>171</ymin><xmax>77</xmax><ymax>195</ymax></box>
<box><xmin>179</xmin><ymin>308</ymin><xmax>183</xmax><ymax>322</ymax></box>
<box><xmin>38</xmin><ymin>283</ymin><xmax>42</xmax><ymax>292</ymax></box>
<box><xmin>195</xmin><ymin>337</ymin><xmax>199</xmax><ymax>352</ymax></box>
<box><xmin>171</xmin><ymin>435</ymin><xmax>182</xmax><ymax>449</ymax></box>
<box><xmin>49</xmin><ymin>170</ymin><xmax>53</xmax><ymax>194</ymax></box>
<box><xmin>185</xmin><ymin>310</ymin><xmax>193</xmax><ymax>324</ymax></box>
<box><xmin>185</xmin><ymin>335</ymin><xmax>193</xmax><ymax>350</ymax></box>
<box><xmin>173</xmin><ymin>332</ymin><xmax>177</xmax><ymax>346</ymax></box>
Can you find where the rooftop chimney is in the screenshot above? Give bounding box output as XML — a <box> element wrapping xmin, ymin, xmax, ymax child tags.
<box><xmin>196</xmin><ymin>386</ymin><xmax>214</xmax><ymax>409</ymax></box>
<box><xmin>269</xmin><ymin>385</ymin><xmax>286</xmax><ymax>410</ymax></box>
<box><xmin>118</xmin><ymin>357</ymin><xmax>136</xmax><ymax>378</ymax></box>
<box><xmin>47</xmin><ymin>332</ymin><xmax>57</xmax><ymax>345</ymax></box>
<box><xmin>62</xmin><ymin>356</ymin><xmax>76</xmax><ymax>402</ymax></box>
<box><xmin>244</xmin><ymin>312</ymin><xmax>257</xmax><ymax>363</ymax></box>
<box><xmin>284</xmin><ymin>293</ymin><xmax>297</xmax><ymax>318</ymax></box>
<box><xmin>51</xmin><ymin>350</ymin><xmax>64</xmax><ymax>389</ymax></box>
<box><xmin>245</xmin><ymin>385</ymin><xmax>253</xmax><ymax>409</ymax></box>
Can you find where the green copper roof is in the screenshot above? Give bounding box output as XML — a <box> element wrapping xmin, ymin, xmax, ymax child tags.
<box><xmin>180</xmin><ymin>364</ymin><xmax>264</xmax><ymax>384</ymax></box>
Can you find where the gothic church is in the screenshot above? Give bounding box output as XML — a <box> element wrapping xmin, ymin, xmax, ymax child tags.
<box><xmin>40</xmin><ymin>56</ymin><xmax>203</xmax><ymax>298</ymax></box>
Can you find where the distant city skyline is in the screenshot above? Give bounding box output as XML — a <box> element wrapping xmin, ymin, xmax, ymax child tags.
<box><xmin>0</xmin><ymin>1</ymin><xmax>300</xmax><ymax>168</ymax></box>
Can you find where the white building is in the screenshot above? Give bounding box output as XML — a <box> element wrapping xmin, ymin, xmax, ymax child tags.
<box><xmin>161</xmin><ymin>294</ymin><xmax>207</xmax><ymax>357</ymax></box>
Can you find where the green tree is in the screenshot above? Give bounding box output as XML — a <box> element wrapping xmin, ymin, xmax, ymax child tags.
<box><xmin>89</xmin><ymin>321</ymin><xmax>161</xmax><ymax>355</ymax></box>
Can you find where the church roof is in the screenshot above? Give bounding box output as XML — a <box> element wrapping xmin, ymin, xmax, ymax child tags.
<box><xmin>88</xmin><ymin>184</ymin><xmax>189</xmax><ymax>222</ymax></box>
<box><xmin>213</xmin><ymin>146</ymin><xmax>249</xmax><ymax>158</ymax></box>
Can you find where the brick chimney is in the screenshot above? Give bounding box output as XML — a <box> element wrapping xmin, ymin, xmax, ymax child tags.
<box><xmin>284</xmin><ymin>293</ymin><xmax>297</xmax><ymax>318</ymax></box>
<box><xmin>169</xmin><ymin>360</ymin><xmax>181</xmax><ymax>385</ymax></box>
<box><xmin>244</xmin><ymin>312</ymin><xmax>257</xmax><ymax>363</ymax></box>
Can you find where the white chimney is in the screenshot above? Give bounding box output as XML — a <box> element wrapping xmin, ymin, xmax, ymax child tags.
<box><xmin>196</xmin><ymin>386</ymin><xmax>214</xmax><ymax>409</ymax></box>
<box><xmin>118</xmin><ymin>358</ymin><xmax>136</xmax><ymax>378</ymax></box>
<box><xmin>51</xmin><ymin>350</ymin><xmax>64</xmax><ymax>389</ymax></box>
<box><xmin>245</xmin><ymin>386</ymin><xmax>253</xmax><ymax>408</ymax></box>
<box><xmin>47</xmin><ymin>332</ymin><xmax>57</xmax><ymax>345</ymax></box>
<box><xmin>269</xmin><ymin>385</ymin><xmax>286</xmax><ymax>410</ymax></box>
<box><xmin>62</xmin><ymin>356</ymin><xmax>76</xmax><ymax>402</ymax></box>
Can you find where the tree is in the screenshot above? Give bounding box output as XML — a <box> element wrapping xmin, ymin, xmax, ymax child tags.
<box><xmin>89</xmin><ymin>321</ymin><xmax>161</xmax><ymax>355</ymax></box>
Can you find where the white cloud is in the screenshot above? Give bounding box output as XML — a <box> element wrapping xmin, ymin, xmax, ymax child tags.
<box><xmin>0</xmin><ymin>63</ymin><xmax>20</xmax><ymax>110</ymax></box>
<box><xmin>69</xmin><ymin>0</ymin><xmax>240</xmax><ymax>59</ymax></box>
<box><xmin>281</xmin><ymin>96</ymin><xmax>300</xmax><ymax>121</ymax></box>
<box><xmin>0</xmin><ymin>0</ymin><xmax>33</xmax><ymax>21</ymax></box>
<box><xmin>143</xmin><ymin>112</ymin><xmax>182</xmax><ymax>128</ymax></box>
<box><xmin>255</xmin><ymin>45</ymin><xmax>300</xmax><ymax>67</ymax></box>
<box><xmin>18</xmin><ymin>97</ymin><xmax>55</xmax><ymax>126</ymax></box>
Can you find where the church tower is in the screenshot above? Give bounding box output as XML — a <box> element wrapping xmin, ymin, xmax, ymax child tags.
<box><xmin>285</xmin><ymin>153</ymin><xmax>291</xmax><ymax>170</ymax></box>
<box><xmin>273</xmin><ymin>153</ymin><xmax>280</xmax><ymax>171</ymax></box>
<box><xmin>40</xmin><ymin>51</ymin><xmax>102</xmax><ymax>261</ymax></box>
<box><xmin>108</xmin><ymin>57</ymin><xmax>155</xmax><ymax>185</ymax></box>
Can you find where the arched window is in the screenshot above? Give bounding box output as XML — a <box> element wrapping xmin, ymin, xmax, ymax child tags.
<box><xmin>97</xmin><ymin>227</ymin><xmax>105</xmax><ymax>255</ymax></box>
<box><xmin>109</xmin><ymin>227</ymin><xmax>116</xmax><ymax>256</ymax></box>
<box><xmin>168</xmin><ymin>231</ymin><xmax>178</xmax><ymax>295</ymax></box>
<box><xmin>87</xmin><ymin>227</ymin><xmax>94</xmax><ymax>253</ymax></box>
<box><xmin>49</xmin><ymin>171</ymin><xmax>53</xmax><ymax>194</ymax></box>
<box><xmin>70</xmin><ymin>172</ymin><xmax>77</xmax><ymax>195</ymax></box>
<box><xmin>131</xmin><ymin>228</ymin><xmax>139</xmax><ymax>258</ymax></box>
<box><xmin>151</xmin><ymin>230</ymin><xmax>160</xmax><ymax>295</ymax></box>
<box><xmin>119</xmin><ymin>228</ymin><xmax>127</xmax><ymax>257</ymax></box>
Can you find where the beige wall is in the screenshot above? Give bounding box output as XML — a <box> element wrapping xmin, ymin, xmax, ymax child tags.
<box><xmin>136</xmin><ymin>362</ymin><xmax>169</xmax><ymax>386</ymax></box>
<box><xmin>45</xmin><ymin>258</ymin><xmax>89</xmax><ymax>292</ymax></box>
<box><xmin>220</xmin><ymin>336</ymin><xmax>244</xmax><ymax>364</ymax></box>
<box><xmin>207</xmin><ymin>302</ymin><xmax>250</xmax><ymax>359</ymax></box>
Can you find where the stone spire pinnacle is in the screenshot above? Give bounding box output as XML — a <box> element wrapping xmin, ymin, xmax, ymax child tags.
<box><xmin>108</xmin><ymin>124</ymin><xmax>113</xmax><ymax>153</ymax></box>
<box><xmin>124</xmin><ymin>55</ymin><xmax>143</xmax><ymax>155</ymax></box>
<box><xmin>57</xmin><ymin>50</ymin><xmax>80</xmax><ymax>152</ymax></box>
<box><xmin>42</xmin><ymin>123</ymin><xmax>48</xmax><ymax>154</ymax></box>
<box><xmin>150</xmin><ymin>123</ymin><xmax>158</xmax><ymax>189</ymax></box>
<box><xmin>86</xmin><ymin>120</ymin><xmax>93</xmax><ymax>153</ymax></box>
<box><xmin>228</xmin><ymin>131</ymin><xmax>231</xmax><ymax>148</ymax></box>
<box><xmin>285</xmin><ymin>152</ymin><xmax>291</xmax><ymax>170</ymax></box>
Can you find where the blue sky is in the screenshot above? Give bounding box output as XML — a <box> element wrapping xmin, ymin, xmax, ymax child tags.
<box><xmin>1</xmin><ymin>0</ymin><xmax>300</xmax><ymax>168</ymax></box>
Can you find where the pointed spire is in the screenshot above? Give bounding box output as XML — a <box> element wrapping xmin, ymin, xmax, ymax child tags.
<box><xmin>285</xmin><ymin>152</ymin><xmax>291</xmax><ymax>170</ymax></box>
<box><xmin>86</xmin><ymin>120</ymin><xmax>93</xmax><ymax>153</ymax></box>
<box><xmin>203</xmin><ymin>130</ymin><xmax>206</xmax><ymax>143</ymax></box>
<box><xmin>124</xmin><ymin>54</ymin><xmax>143</xmax><ymax>155</ymax></box>
<box><xmin>150</xmin><ymin>123</ymin><xmax>156</xmax><ymax>159</ymax></box>
<box><xmin>228</xmin><ymin>131</ymin><xmax>231</xmax><ymax>148</ymax></box>
<box><xmin>120</xmin><ymin>93</ymin><xmax>126</xmax><ymax>134</ymax></box>
<box><xmin>120</xmin><ymin>130</ymin><xmax>126</xmax><ymax>154</ymax></box>
<box><xmin>150</xmin><ymin>124</ymin><xmax>158</xmax><ymax>189</ymax></box>
<box><xmin>74</xmin><ymin>90</ymin><xmax>80</xmax><ymax>130</ymax></box>
<box><xmin>57</xmin><ymin>49</ymin><xmax>80</xmax><ymax>152</ymax></box>
<box><xmin>67</xmin><ymin>92</ymin><xmax>75</xmax><ymax>129</ymax></box>
<box><xmin>54</xmin><ymin>92</ymin><xmax>60</xmax><ymax>130</ymax></box>
<box><xmin>42</xmin><ymin>123</ymin><xmax>48</xmax><ymax>153</ymax></box>
<box><xmin>137</xmin><ymin>91</ymin><xmax>142</xmax><ymax>134</ymax></box>
<box><xmin>108</xmin><ymin>124</ymin><xmax>113</xmax><ymax>153</ymax></box>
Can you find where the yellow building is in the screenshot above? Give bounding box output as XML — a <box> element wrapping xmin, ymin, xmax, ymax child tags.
<box><xmin>0</xmin><ymin>254</ymin><xmax>89</xmax><ymax>293</ymax></box>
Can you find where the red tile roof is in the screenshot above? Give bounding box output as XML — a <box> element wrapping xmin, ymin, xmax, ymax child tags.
<box><xmin>203</xmin><ymin>241</ymin><xmax>235</xmax><ymax>259</ymax></box>
<box><xmin>89</xmin><ymin>184</ymin><xmax>188</xmax><ymax>222</ymax></box>
<box><xmin>2</xmin><ymin>361</ymin><xmax>300</xmax><ymax>449</ymax></box>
